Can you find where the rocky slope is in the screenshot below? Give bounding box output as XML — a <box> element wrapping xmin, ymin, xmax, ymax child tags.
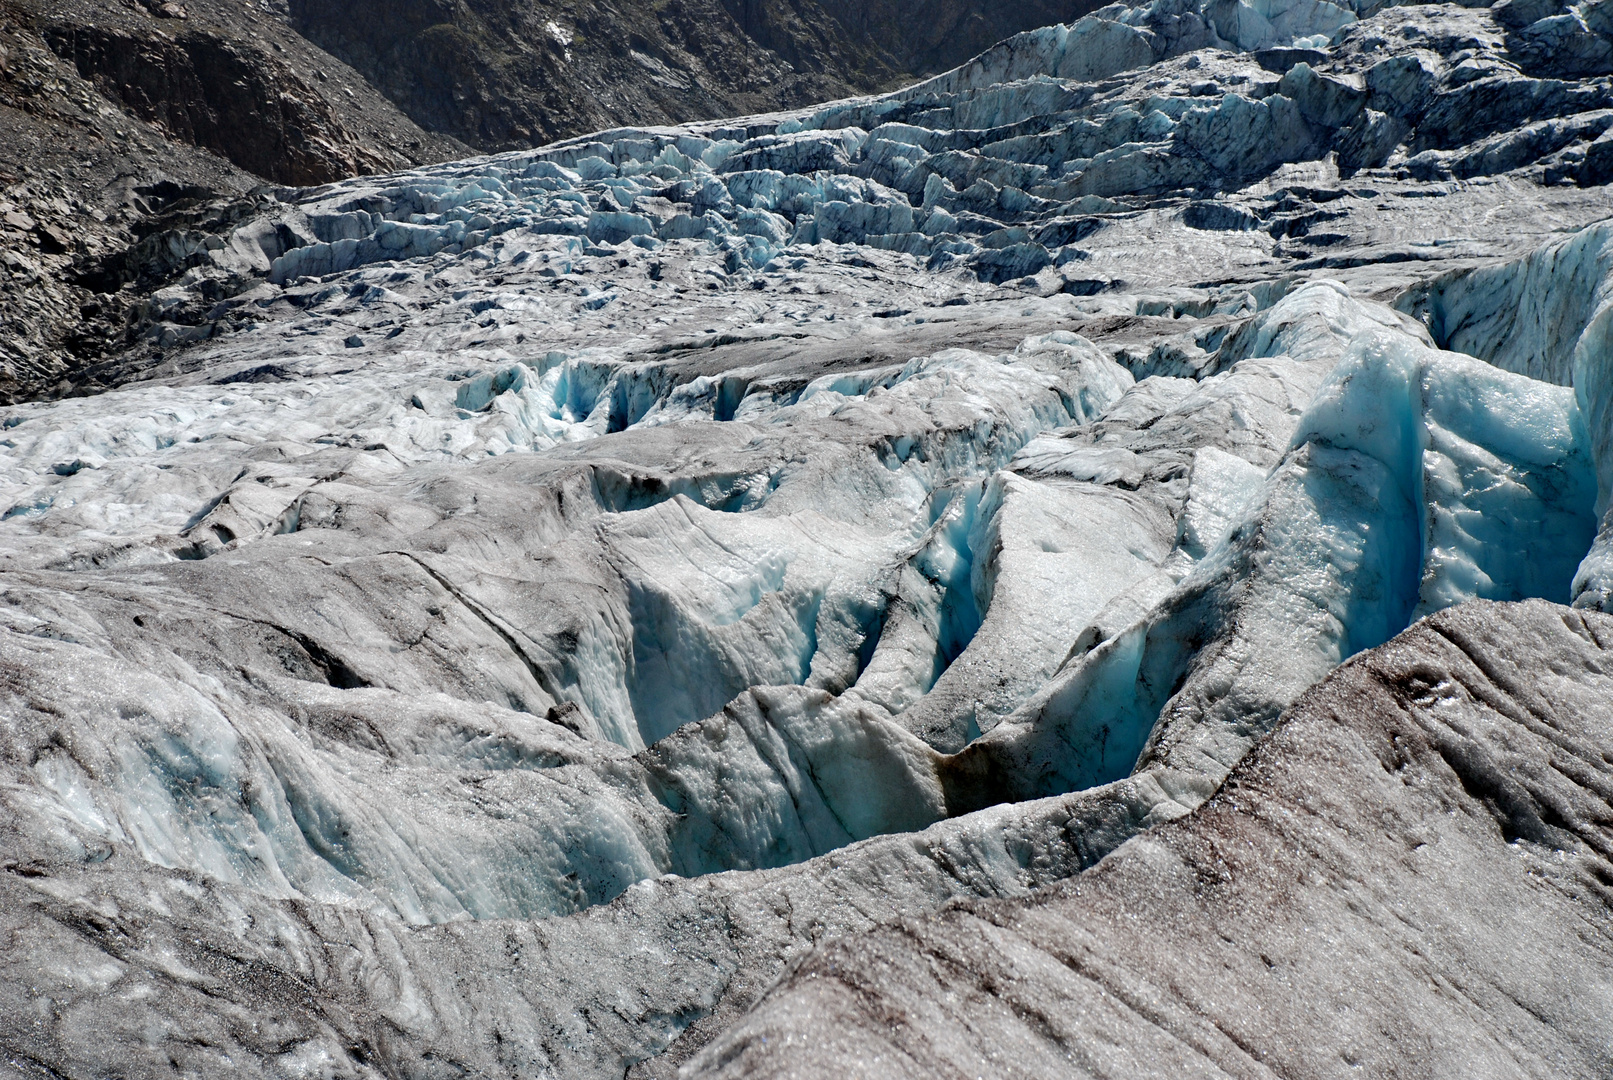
<box><xmin>18</xmin><ymin>0</ymin><xmax>466</xmax><ymax>186</ymax></box>
<box><xmin>0</xmin><ymin>0</ymin><xmax>465</xmax><ymax>402</ymax></box>
<box><xmin>286</xmin><ymin>0</ymin><xmax>1103</xmax><ymax>153</ymax></box>
<box><xmin>5</xmin><ymin>0</ymin><xmax>1613</xmax><ymax>1077</ymax></box>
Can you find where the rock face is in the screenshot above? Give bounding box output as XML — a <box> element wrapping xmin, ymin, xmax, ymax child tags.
<box><xmin>286</xmin><ymin>0</ymin><xmax>1103</xmax><ymax>153</ymax></box>
<box><xmin>35</xmin><ymin>3</ymin><xmax>457</xmax><ymax>186</ymax></box>
<box><xmin>5</xmin><ymin>0</ymin><xmax>1613</xmax><ymax>1077</ymax></box>
<box><xmin>5</xmin><ymin>0</ymin><xmax>466</xmax><ymax>186</ymax></box>
<box><xmin>0</xmin><ymin>0</ymin><xmax>465</xmax><ymax>401</ymax></box>
<box><xmin>687</xmin><ymin>598</ymin><xmax>1613</xmax><ymax>1078</ymax></box>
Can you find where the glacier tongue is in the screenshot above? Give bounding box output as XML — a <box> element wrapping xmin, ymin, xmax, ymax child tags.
<box><xmin>9</xmin><ymin>0</ymin><xmax>1613</xmax><ymax>1075</ymax></box>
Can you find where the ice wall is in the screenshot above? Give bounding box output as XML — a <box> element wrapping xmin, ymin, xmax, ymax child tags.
<box><xmin>1396</xmin><ymin>222</ymin><xmax>1613</xmax><ymax>610</ymax></box>
<box><xmin>947</xmin><ymin>282</ymin><xmax>1597</xmax><ymax>813</ymax></box>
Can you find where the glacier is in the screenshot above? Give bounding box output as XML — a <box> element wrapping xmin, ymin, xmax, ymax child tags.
<box><xmin>6</xmin><ymin>0</ymin><xmax>1613</xmax><ymax>1075</ymax></box>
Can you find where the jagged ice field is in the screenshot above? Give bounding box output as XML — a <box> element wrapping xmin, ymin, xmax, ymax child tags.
<box><xmin>7</xmin><ymin>0</ymin><xmax>1613</xmax><ymax>1076</ymax></box>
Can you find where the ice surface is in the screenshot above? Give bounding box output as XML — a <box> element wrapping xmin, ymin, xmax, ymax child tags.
<box><xmin>1395</xmin><ymin>221</ymin><xmax>1613</xmax><ymax>610</ymax></box>
<box><xmin>9</xmin><ymin>0</ymin><xmax>1613</xmax><ymax>1074</ymax></box>
<box><xmin>941</xmin><ymin>284</ymin><xmax>1597</xmax><ymax>813</ymax></box>
<box><xmin>686</xmin><ymin>601</ymin><xmax>1613</xmax><ymax>1080</ymax></box>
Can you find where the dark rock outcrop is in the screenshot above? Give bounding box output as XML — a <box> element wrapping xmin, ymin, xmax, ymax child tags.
<box><xmin>39</xmin><ymin>17</ymin><xmax>443</xmax><ymax>186</ymax></box>
<box><xmin>0</xmin><ymin>0</ymin><xmax>463</xmax><ymax>402</ymax></box>
<box><xmin>286</xmin><ymin>0</ymin><xmax>1106</xmax><ymax>153</ymax></box>
<box><xmin>9</xmin><ymin>0</ymin><xmax>463</xmax><ymax>186</ymax></box>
